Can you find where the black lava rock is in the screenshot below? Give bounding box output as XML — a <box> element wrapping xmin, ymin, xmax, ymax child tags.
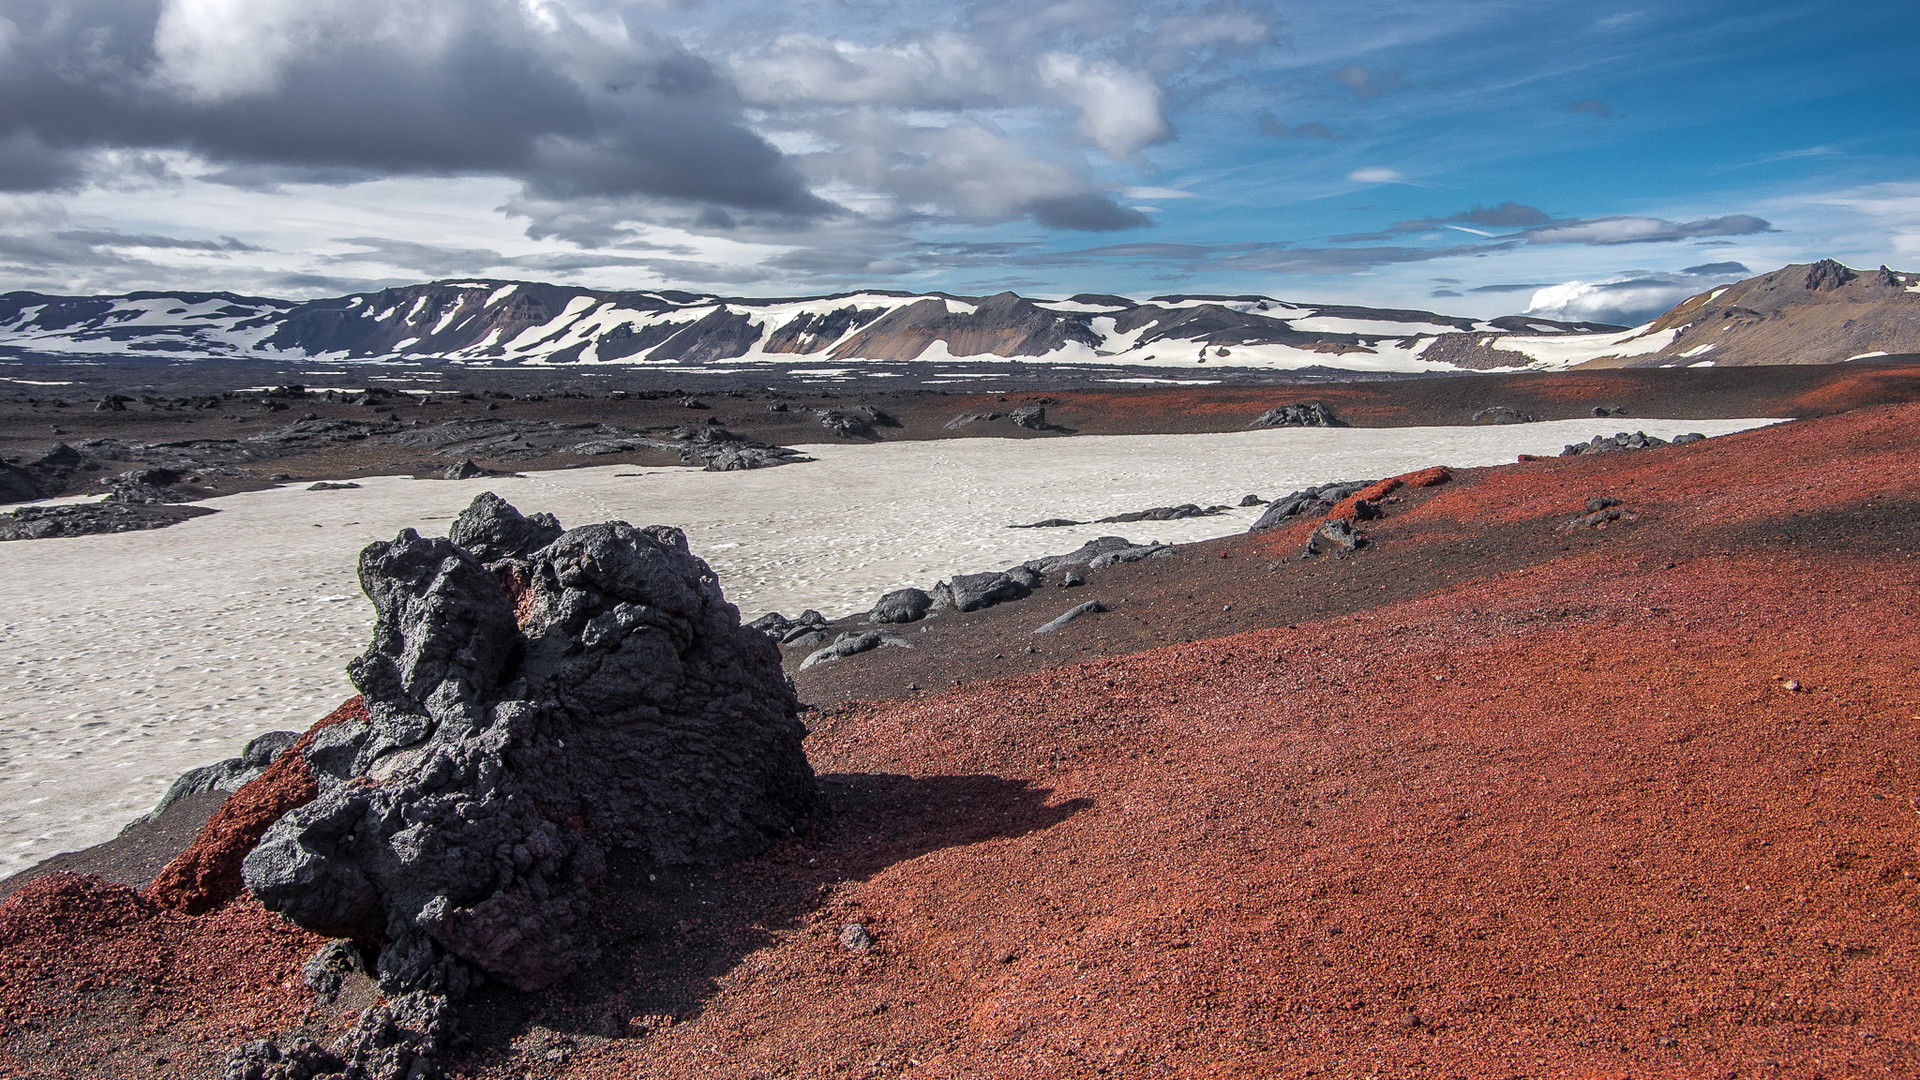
<box><xmin>1248</xmin><ymin>402</ymin><xmax>1344</xmax><ymax>428</ymax></box>
<box><xmin>869</xmin><ymin>587</ymin><xmax>935</xmax><ymax>624</ymax></box>
<box><xmin>243</xmin><ymin>496</ymin><xmax>817</xmax><ymax>998</ymax></box>
<box><xmin>446</xmin><ymin>491</ymin><xmax>563</xmax><ymax>562</ymax></box>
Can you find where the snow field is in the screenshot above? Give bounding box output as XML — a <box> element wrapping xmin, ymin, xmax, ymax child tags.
<box><xmin>0</xmin><ymin>417</ymin><xmax>1781</xmax><ymax>873</ymax></box>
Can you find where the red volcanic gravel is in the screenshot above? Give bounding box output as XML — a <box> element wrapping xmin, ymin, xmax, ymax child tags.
<box><xmin>145</xmin><ymin>696</ymin><xmax>368</xmax><ymax>915</ymax></box>
<box><xmin>0</xmin><ymin>874</ymin><xmax>324</xmax><ymax>1078</ymax></box>
<box><xmin>521</xmin><ymin>406</ymin><xmax>1920</xmax><ymax>1080</ymax></box>
<box><xmin>7</xmin><ymin>401</ymin><xmax>1920</xmax><ymax>1079</ymax></box>
<box><xmin>1326</xmin><ymin>466</ymin><xmax>1452</xmax><ymax>522</ymax></box>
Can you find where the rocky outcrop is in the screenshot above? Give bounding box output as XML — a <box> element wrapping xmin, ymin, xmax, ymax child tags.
<box><xmin>240</xmin><ymin>494</ymin><xmax>816</xmax><ymax>998</ymax></box>
<box><xmin>1248</xmin><ymin>482</ymin><xmax>1371</xmax><ymax>531</ymax></box>
<box><xmin>1248</xmin><ymin>402</ymin><xmax>1345</xmax><ymax>428</ymax></box>
<box><xmin>0</xmin><ymin>501</ymin><xmax>217</xmax><ymax>541</ymax></box>
<box><xmin>1804</xmin><ymin>259</ymin><xmax>1856</xmax><ymax>292</ymax></box>
<box><xmin>1560</xmin><ymin>431</ymin><xmax>1702</xmax><ymax>456</ymax></box>
<box><xmin>96</xmin><ymin>467</ymin><xmax>193</xmax><ymax>505</ymax></box>
<box><xmin>673</xmin><ymin>427</ymin><xmax>813</xmax><ymax>471</ymax></box>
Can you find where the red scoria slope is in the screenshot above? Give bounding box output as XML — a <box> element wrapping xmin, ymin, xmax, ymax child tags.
<box><xmin>539</xmin><ymin>407</ymin><xmax>1920</xmax><ymax>1080</ymax></box>
<box><xmin>3</xmin><ymin>404</ymin><xmax>1918</xmax><ymax>1079</ymax></box>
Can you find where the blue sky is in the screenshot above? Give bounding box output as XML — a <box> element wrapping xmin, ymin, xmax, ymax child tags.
<box><xmin>0</xmin><ymin>0</ymin><xmax>1914</xmax><ymax>322</ymax></box>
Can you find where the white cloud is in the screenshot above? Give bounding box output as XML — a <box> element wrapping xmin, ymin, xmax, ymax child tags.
<box><xmin>1348</xmin><ymin>167</ymin><xmax>1405</xmax><ymax>184</ymax></box>
<box><xmin>1522</xmin><ymin>214</ymin><xmax>1771</xmax><ymax>245</ymax></box>
<box><xmin>1036</xmin><ymin>52</ymin><xmax>1171</xmax><ymax>158</ymax></box>
<box><xmin>1524</xmin><ymin>274</ymin><xmax>1715</xmax><ymax>326</ymax></box>
<box><xmin>1814</xmin><ymin>181</ymin><xmax>1920</xmax><ymax>262</ymax></box>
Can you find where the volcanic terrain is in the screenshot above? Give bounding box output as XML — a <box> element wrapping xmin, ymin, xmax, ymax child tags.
<box><xmin>2</xmin><ymin>382</ymin><xmax>1917</xmax><ymax>1078</ymax></box>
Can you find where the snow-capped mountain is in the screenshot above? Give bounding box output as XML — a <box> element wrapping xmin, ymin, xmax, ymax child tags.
<box><xmin>5</xmin><ymin>263</ymin><xmax>1905</xmax><ymax>377</ymax></box>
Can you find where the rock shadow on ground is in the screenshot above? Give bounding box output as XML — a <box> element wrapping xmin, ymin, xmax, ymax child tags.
<box><xmin>446</xmin><ymin>771</ymin><xmax>1089</xmax><ymax>1060</ymax></box>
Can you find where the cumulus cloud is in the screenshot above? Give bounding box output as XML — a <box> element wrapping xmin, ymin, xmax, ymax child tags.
<box><xmin>0</xmin><ymin>0</ymin><xmax>831</xmax><ymax>222</ymax></box>
<box><xmin>1037</xmin><ymin>52</ymin><xmax>1173</xmax><ymax>158</ymax></box>
<box><xmin>1524</xmin><ymin>262</ymin><xmax>1759</xmax><ymax>325</ymax></box>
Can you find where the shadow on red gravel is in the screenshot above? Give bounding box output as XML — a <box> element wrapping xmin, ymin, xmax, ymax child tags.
<box><xmin>447</xmin><ymin>772</ymin><xmax>1090</xmax><ymax>1064</ymax></box>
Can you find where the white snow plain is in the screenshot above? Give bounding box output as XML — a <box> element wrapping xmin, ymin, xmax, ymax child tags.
<box><xmin>0</xmin><ymin>417</ymin><xmax>1781</xmax><ymax>874</ymax></box>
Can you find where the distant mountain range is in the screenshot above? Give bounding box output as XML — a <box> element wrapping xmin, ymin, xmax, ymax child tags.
<box><xmin>0</xmin><ymin>260</ymin><xmax>1912</xmax><ymax>377</ymax></box>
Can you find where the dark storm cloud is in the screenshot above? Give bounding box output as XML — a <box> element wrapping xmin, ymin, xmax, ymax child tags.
<box><xmin>0</xmin><ymin>132</ymin><xmax>89</xmax><ymax>191</ymax></box>
<box><xmin>1026</xmin><ymin>194</ymin><xmax>1153</xmax><ymax>232</ymax></box>
<box><xmin>0</xmin><ymin>0</ymin><xmax>832</xmax><ymax>217</ymax></box>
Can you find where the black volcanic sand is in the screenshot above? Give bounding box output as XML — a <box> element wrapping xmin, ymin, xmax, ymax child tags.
<box><xmin>5</xmin><ymin>361</ymin><xmax>1920</xmax><ymax>503</ymax></box>
<box><xmin>0</xmin><ymin>793</ymin><xmax>225</xmax><ymax>900</ymax></box>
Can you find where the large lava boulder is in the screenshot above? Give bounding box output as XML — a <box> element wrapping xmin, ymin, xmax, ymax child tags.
<box><xmin>243</xmin><ymin>494</ymin><xmax>816</xmax><ymax>995</ymax></box>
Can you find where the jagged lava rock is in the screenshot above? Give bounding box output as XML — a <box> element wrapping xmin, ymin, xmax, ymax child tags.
<box><xmin>1248</xmin><ymin>401</ymin><xmax>1344</xmax><ymax>428</ymax></box>
<box><xmin>242</xmin><ymin>494</ymin><xmax>816</xmax><ymax>994</ymax></box>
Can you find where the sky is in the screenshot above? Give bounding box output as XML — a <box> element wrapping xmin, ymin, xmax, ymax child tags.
<box><xmin>0</xmin><ymin>0</ymin><xmax>1915</xmax><ymax>324</ymax></box>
